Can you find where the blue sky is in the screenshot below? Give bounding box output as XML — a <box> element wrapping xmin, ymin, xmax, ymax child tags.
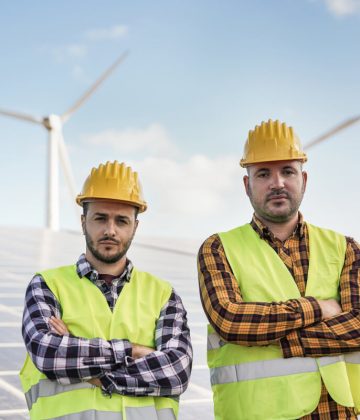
<box><xmin>1</xmin><ymin>0</ymin><xmax>360</xmax><ymax>239</ymax></box>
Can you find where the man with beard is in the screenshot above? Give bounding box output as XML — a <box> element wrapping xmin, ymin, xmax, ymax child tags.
<box><xmin>198</xmin><ymin>120</ymin><xmax>360</xmax><ymax>419</ymax></box>
<box><xmin>21</xmin><ymin>161</ymin><xmax>192</xmax><ymax>420</ymax></box>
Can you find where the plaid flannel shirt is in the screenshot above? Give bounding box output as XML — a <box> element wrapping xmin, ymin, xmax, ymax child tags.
<box><xmin>198</xmin><ymin>214</ymin><xmax>360</xmax><ymax>419</ymax></box>
<box><xmin>22</xmin><ymin>254</ymin><xmax>192</xmax><ymax>397</ymax></box>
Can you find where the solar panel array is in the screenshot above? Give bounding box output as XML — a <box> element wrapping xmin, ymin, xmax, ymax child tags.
<box><xmin>0</xmin><ymin>227</ymin><xmax>213</xmax><ymax>419</ymax></box>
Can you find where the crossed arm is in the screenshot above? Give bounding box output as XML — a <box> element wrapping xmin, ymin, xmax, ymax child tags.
<box><xmin>48</xmin><ymin>317</ymin><xmax>154</xmax><ymax>388</ymax></box>
<box><xmin>22</xmin><ymin>275</ymin><xmax>192</xmax><ymax>396</ymax></box>
<box><xmin>198</xmin><ymin>234</ymin><xmax>360</xmax><ymax>358</ymax></box>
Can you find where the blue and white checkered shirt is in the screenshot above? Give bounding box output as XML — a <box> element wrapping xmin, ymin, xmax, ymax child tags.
<box><xmin>22</xmin><ymin>254</ymin><xmax>192</xmax><ymax>397</ymax></box>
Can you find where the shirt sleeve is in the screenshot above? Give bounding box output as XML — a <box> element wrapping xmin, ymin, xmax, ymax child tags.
<box><xmin>22</xmin><ymin>274</ymin><xmax>131</xmax><ymax>384</ymax></box>
<box><xmin>198</xmin><ymin>234</ymin><xmax>322</xmax><ymax>346</ymax></box>
<box><xmin>281</xmin><ymin>237</ymin><xmax>360</xmax><ymax>358</ymax></box>
<box><xmin>99</xmin><ymin>289</ymin><xmax>193</xmax><ymax>397</ymax></box>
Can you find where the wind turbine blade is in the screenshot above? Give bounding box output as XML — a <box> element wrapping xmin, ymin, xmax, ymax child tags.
<box><xmin>0</xmin><ymin>108</ymin><xmax>43</xmax><ymax>125</ymax></box>
<box><xmin>57</xmin><ymin>131</ymin><xmax>81</xmax><ymax>219</ymax></box>
<box><xmin>61</xmin><ymin>51</ymin><xmax>129</xmax><ymax>123</ymax></box>
<box><xmin>304</xmin><ymin>115</ymin><xmax>360</xmax><ymax>150</ymax></box>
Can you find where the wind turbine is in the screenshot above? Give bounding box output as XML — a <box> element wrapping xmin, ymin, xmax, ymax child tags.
<box><xmin>304</xmin><ymin>115</ymin><xmax>360</xmax><ymax>150</ymax></box>
<box><xmin>0</xmin><ymin>51</ymin><xmax>129</xmax><ymax>231</ymax></box>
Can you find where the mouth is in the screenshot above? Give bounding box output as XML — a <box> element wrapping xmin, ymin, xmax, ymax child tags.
<box><xmin>99</xmin><ymin>240</ymin><xmax>119</xmax><ymax>245</ymax></box>
<box><xmin>268</xmin><ymin>195</ymin><xmax>288</xmax><ymax>201</ymax></box>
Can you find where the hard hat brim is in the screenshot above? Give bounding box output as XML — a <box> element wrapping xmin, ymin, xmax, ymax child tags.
<box><xmin>240</xmin><ymin>155</ymin><xmax>307</xmax><ymax>168</ymax></box>
<box><xmin>76</xmin><ymin>195</ymin><xmax>147</xmax><ymax>213</ymax></box>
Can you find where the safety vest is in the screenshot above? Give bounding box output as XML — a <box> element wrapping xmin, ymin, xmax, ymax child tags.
<box><xmin>20</xmin><ymin>265</ymin><xmax>178</xmax><ymax>420</ymax></box>
<box><xmin>207</xmin><ymin>223</ymin><xmax>360</xmax><ymax>420</ymax></box>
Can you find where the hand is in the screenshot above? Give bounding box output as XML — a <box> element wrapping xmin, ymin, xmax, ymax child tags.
<box><xmin>49</xmin><ymin>316</ymin><xmax>70</xmax><ymax>335</ymax></box>
<box><xmin>318</xmin><ymin>299</ymin><xmax>342</xmax><ymax>319</ymax></box>
<box><xmin>131</xmin><ymin>343</ymin><xmax>155</xmax><ymax>359</ymax></box>
<box><xmin>88</xmin><ymin>378</ymin><xmax>102</xmax><ymax>387</ymax></box>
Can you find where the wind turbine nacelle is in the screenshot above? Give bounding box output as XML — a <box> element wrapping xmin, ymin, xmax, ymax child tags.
<box><xmin>43</xmin><ymin>114</ymin><xmax>62</xmax><ymax>131</ymax></box>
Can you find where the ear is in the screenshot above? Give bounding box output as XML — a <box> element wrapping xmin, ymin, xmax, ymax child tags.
<box><xmin>243</xmin><ymin>175</ymin><xmax>250</xmax><ymax>196</ymax></box>
<box><xmin>134</xmin><ymin>219</ymin><xmax>139</xmax><ymax>233</ymax></box>
<box><xmin>302</xmin><ymin>171</ymin><xmax>308</xmax><ymax>193</ymax></box>
<box><xmin>81</xmin><ymin>214</ymin><xmax>85</xmax><ymax>235</ymax></box>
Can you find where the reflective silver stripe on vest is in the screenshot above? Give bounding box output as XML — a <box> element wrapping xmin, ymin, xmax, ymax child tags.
<box><xmin>317</xmin><ymin>355</ymin><xmax>344</xmax><ymax>367</ymax></box>
<box><xmin>26</xmin><ymin>378</ymin><xmax>176</xmax><ymax>419</ymax></box>
<box><xmin>344</xmin><ymin>351</ymin><xmax>360</xmax><ymax>364</ymax></box>
<box><xmin>25</xmin><ymin>379</ymin><xmax>93</xmax><ymax>410</ymax></box>
<box><xmin>54</xmin><ymin>408</ymin><xmax>175</xmax><ymax>420</ymax></box>
<box><xmin>54</xmin><ymin>410</ymin><xmax>123</xmax><ymax>419</ymax></box>
<box><xmin>126</xmin><ymin>407</ymin><xmax>175</xmax><ymax>420</ymax></box>
<box><xmin>210</xmin><ymin>357</ymin><xmax>319</xmax><ymax>386</ymax></box>
<box><xmin>207</xmin><ymin>332</ymin><xmax>225</xmax><ymax>350</ymax></box>
<box><xmin>210</xmin><ymin>354</ymin><xmax>348</xmax><ymax>386</ymax></box>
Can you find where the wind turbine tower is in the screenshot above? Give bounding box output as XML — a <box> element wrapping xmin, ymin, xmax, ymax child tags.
<box><xmin>0</xmin><ymin>52</ymin><xmax>128</xmax><ymax>231</ymax></box>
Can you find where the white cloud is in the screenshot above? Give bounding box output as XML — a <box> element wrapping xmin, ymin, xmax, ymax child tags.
<box><xmin>66</xmin><ymin>44</ymin><xmax>88</xmax><ymax>58</ymax></box>
<box><xmin>80</xmin><ymin>124</ymin><xmax>250</xmax><ymax>238</ymax></box>
<box><xmin>85</xmin><ymin>25</ymin><xmax>128</xmax><ymax>41</ymax></box>
<box><xmin>51</xmin><ymin>44</ymin><xmax>88</xmax><ymax>63</ymax></box>
<box><xmin>323</xmin><ymin>0</ymin><xmax>360</xmax><ymax>15</ymax></box>
<box><xmin>135</xmin><ymin>155</ymin><xmax>242</xmax><ymax>217</ymax></box>
<box><xmin>86</xmin><ymin>124</ymin><xmax>179</xmax><ymax>158</ymax></box>
<box><xmin>70</xmin><ymin>64</ymin><xmax>92</xmax><ymax>83</ymax></box>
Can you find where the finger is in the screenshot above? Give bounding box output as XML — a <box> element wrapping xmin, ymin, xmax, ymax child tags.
<box><xmin>50</xmin><ymin>324</ymin><xmax>64</xmax><ymax>334</ymax></box>
<box><xmin>49</xmin><ymin>317</ymin><xmax>69</xmax><ymax>334</ymax></box>
<box><xmin>50</xmin><ymin>317</ymin><xmax>67</xmax><ymax>330</ymax></box>
<box><xmin>49</xmin><ymin>318</ymin><xmax>64</xmax><ymax>331</ymax></box>
<box><xmin>50</xmin><ymin>316</ymin><xmax>65</xmax><ymax>326</ymax></box>
<box><xmin>88</xmin><ymin>378</ymin><xmax>102</xmax><ymax>387</ymax></box>
<box><xmin>49</xmin><ymin>322</ymin><xmax>64</xmax><ymax>334</ymax></box>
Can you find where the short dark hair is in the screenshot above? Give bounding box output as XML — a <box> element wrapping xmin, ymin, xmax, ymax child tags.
<box><xmin>82</xmin><ymin>201</ymin><xmax>139</xmax><ymax>220</ymax></box>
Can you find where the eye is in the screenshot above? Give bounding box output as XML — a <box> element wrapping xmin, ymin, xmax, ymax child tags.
<box><xmin>283</xmin><ymin>168</ymin><xmax>296</xmax><ymax>176</ymax></box>
<box><xmin>116</xmin><ymin>218</ymin><xmax>128</xmax><ymax>225</ymax></box>
<box><xmin>257</xmin><ymin>172</ymin><xmax>268</xmax><ymax>178</ymax></box>
<box><xmin>94</xmin><ymin>216</ymin><xmax>105</xmax><ymax>221</ymax></box>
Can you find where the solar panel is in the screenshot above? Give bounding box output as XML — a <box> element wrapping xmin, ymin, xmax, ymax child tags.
<box><xmin>0</xmin><ymin>227</ymin><xmax>213</xmax><ymax>419</ymax></box>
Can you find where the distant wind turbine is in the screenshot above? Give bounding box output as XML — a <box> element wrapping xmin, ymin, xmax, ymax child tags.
<box><xmin>304</xmin><ymin>115</ymin><xmax>360</xmax><ymax>150</ymax></box>
<box><xmin>0</xmin><ymin>51</ymin><xmax>129</xmax><ymax>231</ymax></box>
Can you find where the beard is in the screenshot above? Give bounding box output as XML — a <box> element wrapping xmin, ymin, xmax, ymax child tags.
<box><xmin>248</xmin><ymin>186</ymin><xmax>304</xmax><ymax>224</ymax></box>
<box><xmin>84</xmin><ymin>229</ymin><xmax>134</xmax><ymax>264</ymax></box>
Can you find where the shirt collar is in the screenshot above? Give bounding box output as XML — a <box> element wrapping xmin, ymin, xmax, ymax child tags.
<box><xmin>250</xmin><ymin>212</ymin><xmax>305</xmax><ymax>241</ymax></box>
<box><xmin>76</xmin><ymin>254</ymin><xmax>133</xmax><ymax>283</ymax></box>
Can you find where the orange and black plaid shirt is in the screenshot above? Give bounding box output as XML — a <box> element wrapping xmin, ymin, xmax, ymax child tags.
<box><xmin>198</xmin><ymin>213</ymin><xmax>360</xmax><ymax>419</ymax></box>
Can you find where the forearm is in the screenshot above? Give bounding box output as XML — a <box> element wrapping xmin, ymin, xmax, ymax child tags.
<box><xmin>282</xmin><ymin>237</ymin><xmax>360</xmax><ymax>357</ymax></box>
<box><xmin>198</xmin><ymin>235</ymin><xmax>321</xmax><ymax>346</ymax></box>
<box><xmin>101</xmin><ymin>290</ymin><xmax>192</xmax><ymax>396</ymax></box>
<box><xmin>101</xmin><ymin>347</ymin><xmax>192</xmax><ymax>396</ymax></box>
<box><xmin>205</xmin><ymin>296</ymin><xmax>321</xmax><ymax>346</ymax></box>
<box><xmin>281</xmin><ymin>309</ymin><xmax>360</xmax><ymax>357</ymax></box>
<box><xmin>24</xmin><ymin>325</ymin><xmax>130</xmax><ymax>382</ymax></box>
<box><xmin>22</xmin><ymin>275</ymin><xmax>130</xmax><ymax>382</ymax></box>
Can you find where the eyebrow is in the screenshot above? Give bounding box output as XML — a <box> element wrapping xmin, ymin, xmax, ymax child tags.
<box><xmin>254</xmin><ymin>165</ymin><xmax>297</xmax><ymax>174</ymax></box>
<box><xmin>93</xmin><ymin>212</ymin><xmax>107</xmax><ymax>217</ymax></box>
<box><xmin>253</xmin><ymin>167</ymin><xmax>270</xmax><ymax>175</ymax></box>
<box><xmin>93</xmin><ymin>212</ymin><xmax>131</xmax><ymax>221</ymax></box>
<box><xmin>282</xmin><ymin>165</ymin><xmax>298</xmax><ymax>171</ymax></box>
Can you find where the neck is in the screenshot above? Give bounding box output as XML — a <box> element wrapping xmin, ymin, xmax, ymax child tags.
<box><xmin>85</xmin><ymin>252</ymin><xmax>127</xmax><ymax>276</ymax></box>
<box><xmin>256</xmin><ymin>213</ymin><xmax>299</xmax><ymax>242</ymax></box>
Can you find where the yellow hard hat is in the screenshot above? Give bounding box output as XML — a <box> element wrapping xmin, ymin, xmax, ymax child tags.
<box><xmin>76</xmin><ymin>161</ymin><xmax>147</xmax><ymax>212</ymax></box>
<box><xmin>240</xmin><ymin>119</ymin><xmax>307</xmax><ymax>167</ymax></box>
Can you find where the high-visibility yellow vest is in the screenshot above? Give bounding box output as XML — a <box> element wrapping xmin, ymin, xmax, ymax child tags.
<box><xmin>207</xmin><ymin>223</ymin><xmax>360</xmax><ymax>420</ymax></box>
<box><xmin>20</xmin><ymin>265</ymin><xmax>178</xmax><ymax>420</ymax></box>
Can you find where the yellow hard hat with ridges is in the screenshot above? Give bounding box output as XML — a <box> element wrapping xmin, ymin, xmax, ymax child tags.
<box><xmin>76</xmin><ymin>161</ymin><xmax>147</xmax><ymax>212</ymax></box>
<box><xmin>240</xmin><ymin>119</ymin><xmax>307</xmax><ymax>167</ymax></box>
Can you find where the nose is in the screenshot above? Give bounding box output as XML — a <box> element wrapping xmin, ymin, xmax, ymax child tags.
<box><xmin>270</xmin><ymin>172</ymin><xmax>285</xmax><ymax>190</ymax></box>
<box><xmin>104</xmin><ymin>220</ymin><xmax>116</xmax><ymax>237</ymax></box>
